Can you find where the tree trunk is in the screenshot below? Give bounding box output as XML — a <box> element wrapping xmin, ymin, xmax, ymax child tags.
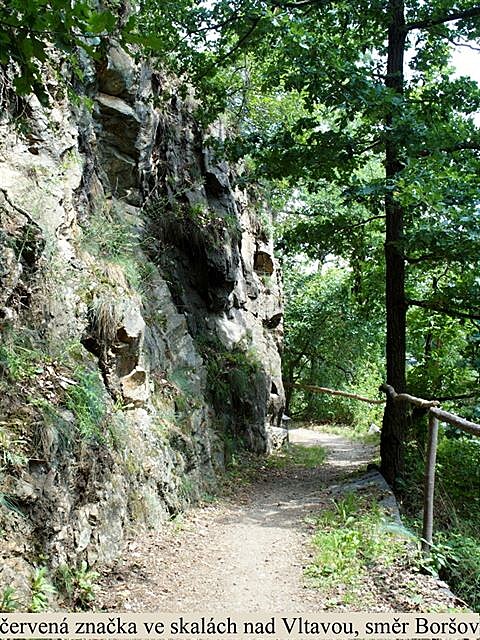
<box><xmin>380</xmin><ymin>0</ymin><xmax>409</xmax><ymax>486</ymax></box>
<box><xmin>284</xmin><ymin>368</ymin><xmax>294</xmax><ymax>414</ymax></box>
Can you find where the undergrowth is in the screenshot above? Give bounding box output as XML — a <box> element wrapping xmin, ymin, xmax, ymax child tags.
<box><xmin>29</xmin><ymin>567</ymin><xmax>56</xmax><ymax>612</ymax></box>
<box><xmin>82</xmin><ymin>207</ymin><xmax>136</xmax><ymax>262</ymax></box>
<box><xmin>54</xmin><ymin>562</ymin><xmax>99</xmax><ymax>610</ymax></box>
<box><xmin>203</xmin><ymin>340</ymin><xmax>262</xmax><ymax>410</ymax></box>
<box><xmin>0</xmin><ymin>586</ymin><xmax>18</xmax><ymax>612</ymax></box>
<box><xmin>0</xmin><ymin>330</ymin><xmax>46</xmax><ymax>384</ymax></box>
<box><xmin>65</xmin><ymin>368</ymin><xmax>107</xmax><ymax>442</ymax></box>
<box><xmin>0</xmin><ymin>328</ymin><xmax>111</xmax><ymax>480</ymax></box>
<box><xmin>198</xmin><ymin>336</ymin><xmax>265</xmax><ymax>463</ymax></box>
<box><xmin>264</xmin><ymin>443</ymin><xmax>327</xmax><ymax>469</ymax></box>
<box><xmin>305</xmin><ymin>493</ymin><xmax>407</xmax><ymax>596</ymax></box>
<box><xmin>0</xmin><ymin>568</ymin><xmax>56</xmax><ymax>613</ymax></box>
<box><xmin>402</xmin><ymin>431</ymin><xmax>480</xmax><ymax>612</ymax></box>
<box><xmin>81</xmin><ymin>206</ymin><xmax>157</xmax><ymax>296</ymax></box>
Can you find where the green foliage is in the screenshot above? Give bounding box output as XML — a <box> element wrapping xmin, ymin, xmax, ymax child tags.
<box><xmin>436</xmin><ymin>436</ymin><xmax>480</xmax><ymax>519</ymax></box>
<box><xmin>142</xmin><ymin>0</ymin><xmax>480</xmax><ymax>492</ymax></box>
<box><xmin>198</xmin><ymin>337</ymin><xmax>264</xmax><ymax>458</ymax></box>
<box><xmin>0</xmin><ymin>491</ymin><xmax>24</xmax><ymax>515</ymax></box>
<box><xmin>140</xmin><ymin>0</ymin><xmax>480</xmax><ymax>426</ymax></box>
<box><xmin>0</xmin><ymin>586</ymin><xmax>19</xmax><ymax>613</ymax></box>
<box><xmin>0</xmin><ymin>332</ymin><xmax>54</xmax><ymax>472</ymax></box>
<box><xmin>435</xmin><ymin>532</ymin><xmax>480</xmax><ymax>612</ymax></box>
<box><xmin>265</xmin><ymin>443</ymin><xmax>326</xmax><ymax>469</ymax></box>
<box><xmin>82</xmin><ymin>208</ymin><xmax>136</xmax><ymax>262</ymax></box>
<box><xmin>408</xmin><ymin>311</ymin><xmax>479</xmax><ymax>403</ymax></box>
<box><xmin>403</xmin><ymin>431</ymin><xmax>480</xmax><ymax>527</ymax></box>
<box><xmin>29</xmin><ymin>396</ymin><xmax>76</xmax><ymax>455</ymax></box>
<box><xmin>81</xmin><ymin>206</ymin><xmax>162</xmax><ymax>296</ymax></box>
<box><xmin>202</xmin><ymin>339</ymin><xmax>262</xmax><ymax>411</ymax></box>
<box><xmin>277</xmin><ymin>175</ymin><xmax>384</xmax><ymax>267</ymax></box>
<box><xmin>0</xmin><ymin>333</ymin><xmax>45</xmax><ymax>383</ymax></box>
<box><xmin>29</xmin><ymin>567</ymin><xmax>55</xmax><ymax>612</ymax></box>
<box><xmin>414</xmin><ymin>530</ymin><xmax>480</xmax><ymax>612</ymax></box>
<box><xmin>147</xmin><ymin>197</ymin><xmax>242</xmax><ymax>254</ymax></box>
<box><xmin>0</xmin><ymin>425</ymin><xmax>28</xmax><ymax>471</ymax></box>
<box><xmin>282</xmin><ymin>262</ymin><xmax>384</xmax><ymax>429</ymax></box>
<box><xmin>65</xmin><ymin>368</ymin><xmax>106</xmax><ymax>442</ymax></box>
<box><xmin>0</xmin><ymin>0</ymin><xmax>117</xmax><ymax>103</ymax></box>
<box><xmin>54</xmin><ymin>561</ymin><xmax>99</xmax><ymax>610</ymax></box>
<box><xmin>306</xmin><ymin>493</ymin><xmax>407</xmax><ymax>594</ymax></box>
<box><xmin>179</xmin><ymin>476</ymin><xmax>194</xmax><ymax>501</ymax></box>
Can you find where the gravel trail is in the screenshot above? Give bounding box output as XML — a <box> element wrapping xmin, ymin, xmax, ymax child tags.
<box><xmin>98</xmin><ymin>429</ymin><xmax>373</xmax><ymax>612</ymax></box>
<box><xmin>98</xmin><ymin>428</ymin><xmax>460</xmax><ymax>613</ymax></box>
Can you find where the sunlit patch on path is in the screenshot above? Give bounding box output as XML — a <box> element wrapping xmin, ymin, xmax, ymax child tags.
<box><xmin>97</xmin><ymin>428</ymin><xmax>462</xmax><ymax>613</ymax></box>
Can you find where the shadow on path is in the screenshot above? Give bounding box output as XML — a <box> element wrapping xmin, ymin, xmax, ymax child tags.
<box><xmin>98</xmin><ymin>427</ymin><xmax>377</xmax><ymax>612</ymax></box>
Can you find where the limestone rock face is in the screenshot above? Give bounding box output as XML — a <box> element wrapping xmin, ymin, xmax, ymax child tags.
<box><xmin>0</xmin><ymin>43</ymin><xmax>284</xmax><ymax>603</ymax></box>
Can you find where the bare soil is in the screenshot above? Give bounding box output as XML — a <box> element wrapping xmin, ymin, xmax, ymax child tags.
<box><xmin>97</xmin><ymin>428</ymin><xmax>462</xmax><ymax>613</ymax></box>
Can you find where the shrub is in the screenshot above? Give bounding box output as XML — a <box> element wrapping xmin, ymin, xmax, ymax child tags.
<box><xmin>29</xmin><ymin>567</ymin><xmax>55</xmax><ymax>612</ymax></box>
<box><xmin>0</xmin><ymin>586</ymin><xmax>19</xmax><ymax>612</ymax></box>
<box><xmin>54</xmin><ymin>562</ymin><xmax>99</xmax><ymax>610</ymax></box>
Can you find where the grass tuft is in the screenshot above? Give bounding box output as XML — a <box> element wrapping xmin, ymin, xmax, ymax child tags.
<box><xmin>266</xmin><ymin>443</ymin><xmax>327</xmax><ymax>469</ymax></box>
<box><xmin>65</xmin><ymin>368</ymin><xmax>106</xmax><ymax>442</ymax></box>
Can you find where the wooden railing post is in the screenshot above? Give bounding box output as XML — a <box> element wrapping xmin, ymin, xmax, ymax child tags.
<box><xmin>422</xmin><ymin>413</ymin><xmax>439</xmax><ymax>554</ymax></box>
<box><xmin>379</xmin><ymin>382</ymin><xmax>479</xmax><ymax>552</ymax></box>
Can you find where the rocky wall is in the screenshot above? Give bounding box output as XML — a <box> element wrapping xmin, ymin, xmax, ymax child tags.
<box><xmin>0</xmin><ymin>44</ymin><xmax>284</xmax><ymax>607</ymax></box>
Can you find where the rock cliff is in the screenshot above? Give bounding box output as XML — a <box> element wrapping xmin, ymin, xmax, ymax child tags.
<box><xmin>0</xmin><ymin>45</ymin><xmax>284</xmax><ymax>606</ymax></box>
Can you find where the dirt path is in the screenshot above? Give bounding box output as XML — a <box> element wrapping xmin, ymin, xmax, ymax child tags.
<box><xmin>97</xmin><ymin>428</ymin><xmax>461</xmax><ymax>612</ymax></box>
<box><xmin>98</xmin><ymin>429</ymin><xmax>374</xmax><ymax>612</ymax></box>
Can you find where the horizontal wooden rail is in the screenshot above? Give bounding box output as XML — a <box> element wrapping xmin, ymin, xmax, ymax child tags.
<box><xmin>289</xmin><ymin>382</ymin><xmax>385</xmax><ymax>405</ymax></box>
<box><xmin>380</xmin><ymin>383</ymin><xmax>439</xmax><ymax>408</ymax></box>
<box><xmin>380</xmin><ymin>382</ymin><xmax>480</xmax><ymax>554</ymax></box>
<box><xmin>429</xmin><ymin>407</ymin><xmax>480</xmax><ymax>437</ymax></box>
<box><xmin>381</xmin><ymin>383</ymin><xmax>480</xmax><ymax>436</ymax></box>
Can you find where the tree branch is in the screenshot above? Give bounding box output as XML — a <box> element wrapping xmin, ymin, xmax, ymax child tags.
<box><xmin>358</xmin><ymin>138</ymin><xmax>383</xmax><ymax>154</ymax></box>
<box><xmin>0</xmin><ymin>188</ymin><xmax>40</xmax><ymax>228</ymax></box>
<box><xmin>427</xmin><ymin>392</ymin><xmax>479</xmax><ymax>402</ymax></box>
<box><xmin>405</xmin><ymin>6</ymin><xmax>480</xmax><ymax>31</ymax></box>
<box><xmin>406</xmin><ymin>298</ymin><xmax>480</xmax><ymax>320</ymax></box>
<box><xmin>270</xmin><ymin>0</ymin><xmax>329</xmax><ymax>9</ymax></box>
<box><xmin>418</xmin><ymin>141</ymin><xmax>480</xmax><ymax>157</ymax></box>
<box><xmin>446</xmin><ymin>35</ymin><xmax>480</xmax><ymax>52</ymax></box>
<box><xmin>287</xmin><ymin>382</ymin><xmax>385</xmax><ymax>404</ymax></box>
<box><xmin>196</xmin><ymin>16</ymin><xmax>262</xmax><ymax>80</ymax></box>
<box><xmin>0</xmin><ymin>18</ymin><xmax>58</xmax><ymax>35</ymax></box>
<box><xmin>337</xmin><ymin>214</ymin><xmax>385</xmax><ymax>232</ymax></box>
<box><xmin>176</xmin><ymin>13</ymin><xmax>243</xmax><ymax>43</ymax></box>
<box><xmin>404</xmin><ymin>253</ymin><xmax>438</xmax><ymax>264</ymax></box>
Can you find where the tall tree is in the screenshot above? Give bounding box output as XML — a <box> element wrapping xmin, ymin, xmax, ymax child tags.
<box><xmin>382</xmin><ymin>0</ymin><xmax>409</xmax><ymax>483</ymax></box>
<box><xmin>128</xmin><ymin>0</ymin><xmax>480</xmax><ymax>483</ymax></box>
<box><xmin>380</xmin><ymin>0</ymin><xmax>480</xmax><ymax>483</ymax></box>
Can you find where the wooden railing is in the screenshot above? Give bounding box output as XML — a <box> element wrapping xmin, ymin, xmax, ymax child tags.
<box><xmin>290</xmin><ymin>382</ymin><xmax>385</xmax><ymax>405</ymax></box>
<box><xmin>380</xmin><ymin>383</ymin><xmax>480</xmax><ymax>553</ymax></box>
<box><xmin>289</xmin><ymin>381</ymin><xmax>480</xmax><ymax>553</ymax></box>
